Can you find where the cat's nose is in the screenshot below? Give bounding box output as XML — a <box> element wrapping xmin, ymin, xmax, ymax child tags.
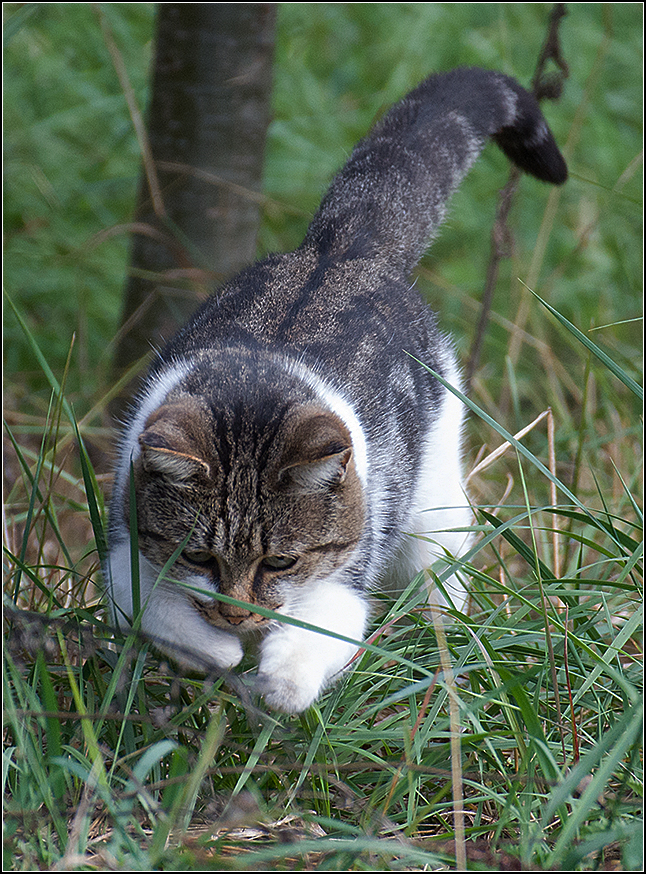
<box><xmin>220</xmin><ymin>603</ymin><xmax>253</xmax><ymax>625</ymax></box>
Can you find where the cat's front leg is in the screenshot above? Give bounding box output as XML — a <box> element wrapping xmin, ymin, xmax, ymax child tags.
<box><xmin>141</xmin><ymin>578</ymin><xmax>245</xmax><ymax>672</ymax></box>
<box><xmin>256</xmin><ymin>579</ymin><xmax>369</xmax><ymax>714</ymax></box>
<box><xmin>106</xmin><ymin>540</ymin><xmax>244</xmax><ymax>671</ymax></box>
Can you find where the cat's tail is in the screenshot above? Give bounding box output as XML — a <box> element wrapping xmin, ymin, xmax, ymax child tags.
<box><xmin>302</xmin><ymin>67</ymin><xmax>567</xmax><ymax>275</ymax></box>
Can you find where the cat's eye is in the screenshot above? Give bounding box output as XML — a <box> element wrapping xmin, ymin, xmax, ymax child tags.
<box><xmin>183</xmin><ymin>549</ymin><xmax>215</xmax><ymax>566</ymax></box>
<box><xmin>261</xmin><ymin>555</ymin><xmax>297</xmax><ymax>571</ymax></box>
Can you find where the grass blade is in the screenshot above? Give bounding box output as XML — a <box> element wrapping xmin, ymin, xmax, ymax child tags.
<box><xmin>523</xmin><ymin>283</ymin><xmax>643</xmax><ymax>400</ymax></box>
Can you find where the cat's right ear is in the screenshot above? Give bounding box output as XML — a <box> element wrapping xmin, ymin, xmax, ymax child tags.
<box><xmin>138</xmin><ymin>403</ymin><xmax>210</xmax><ymax>486</ymax></box>
<box><xmin>279</xmin><ymin>411</ymin><xmax>353</xmax><ymax>493</ymax></box>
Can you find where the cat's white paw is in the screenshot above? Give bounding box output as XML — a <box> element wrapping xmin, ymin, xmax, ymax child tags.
<box><xmin>175</xmin><ymin>630</ymin><xmax>244</xmax><ymax>672</ymax></box>
<box><xmin>256</xmin><ymin>632</ymin><xmax>329</xmax><ymax>713</ymax></box>
<box><xmin>255</xmin><ymin>668</ymin><xmax>324</xmax><ymax>714</ymax></box>
<box><xmin>256</xmin><ymin>581</ymin><xmax>368</xmax><ymax>713</ymax></box>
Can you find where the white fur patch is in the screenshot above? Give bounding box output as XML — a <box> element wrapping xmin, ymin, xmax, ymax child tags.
<box><xmin>105</xmin><ymin>540</ymin><xmax>243</xmax><ymax>670</ymax></box>
<box><xmin>385</xmin><ymin>355</ymin><xmax>472</xmax><ymax>609</ymax></box>
<box><xmin>412</xmin><ymin>361</ymin><xmax>472</xmax><ymax>609</ymax></box>
<box><xmin>256</xmin><ymin>578</ymin><xmax>369</xmax><ymax>713</ymax></box>
<box><xmin>113</xmin><ymin>360</ymin><xmax>192</xmax><ymax>507</ymax></box>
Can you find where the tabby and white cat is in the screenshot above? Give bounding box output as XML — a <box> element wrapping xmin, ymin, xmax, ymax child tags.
<box><xmin>106</xmin><ymin>68</ymin><xmax>567</xmax><ymax>713</ymax></box>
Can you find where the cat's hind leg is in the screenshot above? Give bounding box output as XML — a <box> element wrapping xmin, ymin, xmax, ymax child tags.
<box><xmin>402</xmin><ymin>377</ymin><xmax>473</xmax><ymax>611</ymax></box>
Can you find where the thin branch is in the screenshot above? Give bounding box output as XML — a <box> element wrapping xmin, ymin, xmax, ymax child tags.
<box><xmin>95</xmin><ymin>4</ymin><xmax>166</xmax><ymax>218</ymax></box>
<box><xmin>465</xmin><ymin>3</ymin><xmax>569</xmax><ymax>390</ymax></box>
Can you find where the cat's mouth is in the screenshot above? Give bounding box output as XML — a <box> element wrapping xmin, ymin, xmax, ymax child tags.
<box><xmin>191</xmin><ymin>595</ymin><xmax>277</xmax><ymax>631</ymax></box>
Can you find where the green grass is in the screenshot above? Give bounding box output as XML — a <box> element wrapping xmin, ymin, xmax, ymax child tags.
<box><xmin>3</xmin><ymin>3</ymin><xmax>643</xmax><ymax>870</ymax></box>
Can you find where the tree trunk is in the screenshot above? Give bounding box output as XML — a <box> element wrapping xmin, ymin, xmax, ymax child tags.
<box><xmin>111</xmin><ymin>2</ymin><xmax>276</xmax><ymax>416</ymax></box>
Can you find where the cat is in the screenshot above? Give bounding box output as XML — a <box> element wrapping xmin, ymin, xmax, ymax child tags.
<box><xmin>105</xmin><ymin>67</ymin><xmax>567</xmax><ymax>714</ymax></box>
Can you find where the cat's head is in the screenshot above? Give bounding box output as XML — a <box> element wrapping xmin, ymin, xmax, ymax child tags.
<box><xmin>126</xmin><ymin>389</ymin><xmax>365</xmax><ymax>635</ymax></box>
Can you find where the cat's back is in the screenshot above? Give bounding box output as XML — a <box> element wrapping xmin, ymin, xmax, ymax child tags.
<box><xmin>156</xmin><ymin>241</ymin><xmax>446</xmax><ymax>408</ymax></box>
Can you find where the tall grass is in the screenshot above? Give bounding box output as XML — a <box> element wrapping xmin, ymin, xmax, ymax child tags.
<box><xmin>4</xmin><ymin>3</ymin><xmax>642</xmax><ymax>870</ymax></box>
<box><xmin>4</xmin><ymin>308</ymin><xmax>642</xmax><ymax>868</ymax></box>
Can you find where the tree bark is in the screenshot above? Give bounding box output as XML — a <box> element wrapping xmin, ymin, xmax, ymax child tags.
<box><xmin>111</xmin><ymin>3</ymin><xmax>276</xmax><ymax>416</ymax></box>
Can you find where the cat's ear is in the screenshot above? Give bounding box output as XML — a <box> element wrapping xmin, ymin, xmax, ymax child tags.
<box><xmin>280</xmin><ymin>411</ymin><xmax>353</xmax><ymax>492</ymax></box>
<box><xmin>138</xmin><ymin>403</ymin><xmax>210</xmax><ymax>485</ymax></box>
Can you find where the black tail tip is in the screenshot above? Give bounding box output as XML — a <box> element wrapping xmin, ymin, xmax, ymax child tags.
<box><xmin>495</xmin><ymin>126</ymin><xmax>568</xmax><ymax>185</ymax></box>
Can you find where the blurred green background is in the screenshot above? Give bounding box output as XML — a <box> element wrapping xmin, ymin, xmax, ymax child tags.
<box><xmin>4</xmin><ymin>2</ymin><xmax>642</xmax><ymax>416</ymax></box>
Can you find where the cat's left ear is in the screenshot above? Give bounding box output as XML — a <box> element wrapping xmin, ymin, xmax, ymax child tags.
<box><xmin>279</xmin><ymin>410</ymin><xmax>353</xmax><ymax>492</ymax></box>
<box><xmin>138</xmin><ymin>402</ymin><xmax>211</xmax><ymax>486</ymax></box>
